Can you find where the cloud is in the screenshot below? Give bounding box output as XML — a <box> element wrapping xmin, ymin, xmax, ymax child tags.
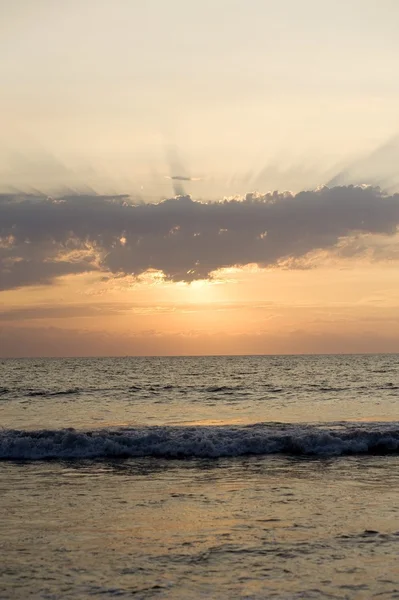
<box><xmin>0</xmin><ymin>303</ymin><xmax>128</xmax><ymax>321</ymax></box>
<box><xmin>0</xmin><ymin>301</ymin><xmax>277</xmax><ymax>321</ymax></box>
<box><xmin>1</xmin><ymin>185</ymin><xmax>399</xmax><ymax>290</ymax></box>
<box><xmin>165</xmin><ymin>175</ymin><xmax>201</xmax><ymax>182</ymax></box>
<box><xmin>2</xmin><ymin>324</ymin><xmax>399</xmax><ymax>358</ymax></box>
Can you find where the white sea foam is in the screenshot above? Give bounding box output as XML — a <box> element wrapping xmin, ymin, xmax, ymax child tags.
<box><xmin>0</xmin><ymin>422</ymin><xmax>398</xmax><ymax>460</ymax></box>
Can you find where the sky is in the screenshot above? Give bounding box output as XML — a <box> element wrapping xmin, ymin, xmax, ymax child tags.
<box><xmin>1</xmin><ymin>0</ymin><xmax>399</xmax><ymax>356</ymax></box>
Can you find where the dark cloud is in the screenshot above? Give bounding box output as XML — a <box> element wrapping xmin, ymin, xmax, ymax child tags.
<box><xmin>165</xmin><ymin>175</ymin><xmax>200</xmax><ymax>182</ymax></box>
<box><xmin>1</xmin><ymin>185</ymin><xmax>399</xmax><ymax>290</ymax></box>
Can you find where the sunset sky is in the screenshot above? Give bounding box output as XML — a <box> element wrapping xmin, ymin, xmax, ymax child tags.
<box><xmin>1</xmin><ymin>0</ymin><xmax>399</xmax><ymax>356</ymax></box>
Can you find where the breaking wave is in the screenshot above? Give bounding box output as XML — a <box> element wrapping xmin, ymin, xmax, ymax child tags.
<box><xmin>0</xmin><ymin>422</ymin><xmax>398</xmax><ymax>461</ymax></box>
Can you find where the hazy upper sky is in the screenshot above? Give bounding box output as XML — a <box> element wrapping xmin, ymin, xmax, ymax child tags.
<box><xmin>1</xmin><ymin>0</ymin><xmax>399</xmax><ymax>356</ymax></box>
<box><xmin>2</xmin><ymin>0</ymin><xmax>399</xmax><ymax>195</ymax></box>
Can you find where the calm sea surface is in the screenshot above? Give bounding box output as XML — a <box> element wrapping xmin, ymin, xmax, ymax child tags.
<box><xmin>1</xmin><ymin>355</ymin><xmax>398</xmax><ymax>599</ymax></box>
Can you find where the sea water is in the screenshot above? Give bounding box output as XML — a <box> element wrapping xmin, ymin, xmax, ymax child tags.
<box><xmin>1</xmin><ymin>355</ymin><xmax>398</xmax><ymax>598</ymax></box>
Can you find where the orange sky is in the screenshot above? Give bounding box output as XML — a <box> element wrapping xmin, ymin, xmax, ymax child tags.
<box><xmin>2</xmin><ymin>257</ymin><xmax>399</xmax><ymax>357</ymax></box>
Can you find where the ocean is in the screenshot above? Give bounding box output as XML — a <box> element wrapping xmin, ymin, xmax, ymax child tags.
<box><xmin>1</xmin><ymin>354</ymin><xmax>398</xmax><ymax>599</ymax></box>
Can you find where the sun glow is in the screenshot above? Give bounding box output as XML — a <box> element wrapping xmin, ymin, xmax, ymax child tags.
<box><xmin>175</xmin><ymin>278</ymin><xmax>223</xmax><ymax>305</ymax></box>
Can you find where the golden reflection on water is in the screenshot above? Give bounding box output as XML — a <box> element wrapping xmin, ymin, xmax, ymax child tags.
<box><xmin>3</xmin><ymin>455</ymin><xmax>398</xmax><ymax>598</ymax></box>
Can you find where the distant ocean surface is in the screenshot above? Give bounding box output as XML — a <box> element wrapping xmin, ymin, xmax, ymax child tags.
<box><xmin>1</xmin><ymin>355</ymin><xmax>398</xmax><ymax>599</ymax></box>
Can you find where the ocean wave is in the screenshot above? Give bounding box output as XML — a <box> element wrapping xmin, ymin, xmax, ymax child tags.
<box><xmin>378</xmin><ymin>383</ymin><xmax>399</xmax><ymax>390</ymax></box>
<box><xmin>205</xmin><ymin>385</ymin><xmax>238</xmax><ymax>392</ymax></box>
<box><xmin>26</xmin><ymin>388</ymin><xmax>80</xmax><ymax>397</ymax></box>
<box><xmin>0</xmin><ymin>422</ymin><xmax>398</xmax><ymax>461</ymax></box>
<box><xmin>126</xmin><ymin>384</ymin><xmax>246</xmax><ymax>395</ymax></box>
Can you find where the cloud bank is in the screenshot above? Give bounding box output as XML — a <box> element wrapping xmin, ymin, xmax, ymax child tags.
<box><xmin>1</xmin><ymin>185</ymin><xmax>399</xmax><ymax>290</ymax></box>
<box><xmin>2</xmin><ymin>325</ymin><xmax>399</xmax><ymax>358</ymax></box>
